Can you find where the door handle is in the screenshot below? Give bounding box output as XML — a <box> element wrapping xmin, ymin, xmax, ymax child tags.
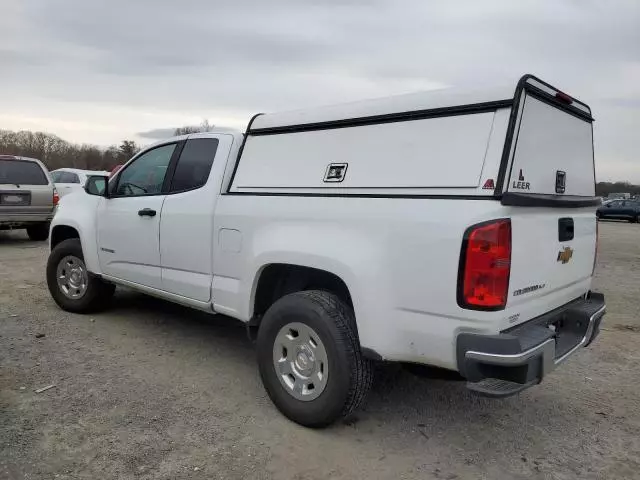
<box><xmin>138</xmin><ymin>208</ymin><xmax>156</xmax><ymax>217</ymax></box>
<box><xmin>558</xmin><ymin>217</ymin><xmax>574</xmax><ymax>242</ymax></box>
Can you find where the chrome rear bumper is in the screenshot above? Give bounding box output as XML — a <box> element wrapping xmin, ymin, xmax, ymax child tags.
<box><xmin>456</xmin><ymin>292</ymin><xmax>606</xmax><ymax>397</ymax></box>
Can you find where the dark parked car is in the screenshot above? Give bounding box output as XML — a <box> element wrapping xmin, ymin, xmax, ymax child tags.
<box><xmin>597</xmin><ymin>199</ymin><xmax>640</xmax><ymax>223</ymax></box>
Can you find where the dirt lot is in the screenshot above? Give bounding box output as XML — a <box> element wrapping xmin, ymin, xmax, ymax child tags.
<box><xmin>1</xmin><ymin>221</ymin><xmax>639</xmax><ymax>480</ymax></box>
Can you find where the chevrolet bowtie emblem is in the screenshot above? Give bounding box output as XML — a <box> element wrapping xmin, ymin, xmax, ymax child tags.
<box><xmin>557</xmin><ymin>246</ymin><xmax>574</xmax><ymax>264</ymax></box>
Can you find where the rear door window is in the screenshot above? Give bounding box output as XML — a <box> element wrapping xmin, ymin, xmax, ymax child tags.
<box><xmin>169</xmin><ymin>138</ymin><xmax>218</xmax><ymax>193</ymax></box>
<box><xmin>60</xmin><ymin>172</ymin><xmax>80</xmax><ymax>183</ymax></box>
<box><xmin>0</xmin><ymin>160</ymin><xmax>48</xmax><ymax>185</ymax></box>
<box><xmin>53</xmin><ymin>171</ymin><xmax>80</xmax><ymax>183</ymax></box>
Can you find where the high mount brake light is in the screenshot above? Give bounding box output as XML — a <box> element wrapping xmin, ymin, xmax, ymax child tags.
<box><xmin>555</xmin><ymin>91</ymin><xmax>573</xmax><ymax>105</ymax></box>
<box><xmin>458</xmin><ymin>219</ymin><xmax>512</xmax><ymax>310</ymax></box>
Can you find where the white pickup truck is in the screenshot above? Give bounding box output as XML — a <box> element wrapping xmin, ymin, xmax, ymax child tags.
<box><xmin>47</xmin><ymin>75</ymin><xmax>606</xmax><ymax>427</ymax></box>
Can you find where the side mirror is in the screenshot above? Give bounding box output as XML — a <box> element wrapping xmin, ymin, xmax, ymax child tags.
<box><xmin>605</xmin><ymin>203</ymin><xmax>611</xmax><ymax>208</ymax></box>
<box><xmin>85</xmin><ymin>175</ymin><xmax>109</xmax><ymax>197</ymax></box>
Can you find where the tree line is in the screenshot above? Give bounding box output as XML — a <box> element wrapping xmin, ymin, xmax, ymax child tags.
<box><xmin>0</xmin><ymin>121</ymin><xmax>213</xmax><ymax>172</ymax></box>
<box><xmin>0</xmin><ymin>129</ymin><xmax>140</xmax><ymax>172</ymax></box>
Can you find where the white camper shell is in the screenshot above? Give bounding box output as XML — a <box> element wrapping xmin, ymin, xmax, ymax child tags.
<box><xmin>231</xmin><ymin>75</ymin><xmax>596</xmax><ymax>202</ymax></box>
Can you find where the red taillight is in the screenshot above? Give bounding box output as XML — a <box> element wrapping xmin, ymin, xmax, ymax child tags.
<box><xmin>53</xmin><ymin>190</ymin><xmax>59</xmax><ymax>206</ymax></box>
<box><xmin>458</xmin><ymin>219</ymin><xmax>511</xmax><ymax>310</ymax></box>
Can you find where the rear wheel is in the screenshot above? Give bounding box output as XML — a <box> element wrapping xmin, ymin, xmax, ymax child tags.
<box><xmin>46</xmin><ymin>238</ymin><xmax>115</xmax><ymax>312</ymax></box>
<box><xmin>26</xmin><ymin>222</ymin><xmax>50</xmax><ymax>241</ymax></box>
<box><xmin>257</xmin><ymin>290</ymin><xmax>373</xmax><ymax>428</ymax></box>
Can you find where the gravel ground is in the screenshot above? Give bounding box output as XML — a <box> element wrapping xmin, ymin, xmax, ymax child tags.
<box><xmin>1</xmin><ymin>221</ymin><xmax>639</xmax><ymax>480</ymax></box>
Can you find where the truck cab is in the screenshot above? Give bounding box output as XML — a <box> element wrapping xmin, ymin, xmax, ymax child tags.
<box><xmin>46</xmin><ymin>75</ymin><xmax>605</xmax><ymax>427</ymax></box>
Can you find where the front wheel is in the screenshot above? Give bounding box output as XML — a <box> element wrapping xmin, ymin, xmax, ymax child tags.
<box><xmin>46</xmin><ymin>238</ymin><xmax>115</xmax><ymax>313</ymax></box>
<box><xmin>257</xmin><ymin>290</ymin><xmax>373</xmax><ymax>428</ymax></box>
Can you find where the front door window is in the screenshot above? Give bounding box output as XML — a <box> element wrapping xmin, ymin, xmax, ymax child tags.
<box><xmin>113</xmin><ymin>144</ymin><xmax>176</xmax><ymax>197</ymax></box>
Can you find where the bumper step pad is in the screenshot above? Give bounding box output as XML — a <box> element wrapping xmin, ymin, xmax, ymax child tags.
<box><xmin>467</xmin><ymin>378</ymin><xmax>537</xmax><ymax>398</ymax></box>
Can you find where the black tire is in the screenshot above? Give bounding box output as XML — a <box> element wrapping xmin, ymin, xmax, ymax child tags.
<box><xmin>46</xmin><ymin>238</ymin><xmax>115</xmax><ymax>313</ymax></box>
<box><xmin>257</xmin><ymin>290</ymin><xmax>373</xmax><ymax>428</ymax></box>
<box><xmin>26</xmin><ymin>222</ymin><xmax>50</xmax><ymax>241</ymax></box>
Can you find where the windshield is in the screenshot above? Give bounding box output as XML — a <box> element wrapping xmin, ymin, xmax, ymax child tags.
<box><xmin>0</xmin><ymin>159</ymin><xmax>49</xmax><ymax>185</ymax></box>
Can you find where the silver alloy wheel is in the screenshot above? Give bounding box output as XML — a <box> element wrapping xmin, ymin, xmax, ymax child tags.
<box><xmin>272</xmin><ymin>322</ymin><xmax>329</xmax><ymax>401</ymax></box>
<box><xmin>56</xmin><ymin>255</ymin><xmax>88</xmax><ymax>300</ymax></box>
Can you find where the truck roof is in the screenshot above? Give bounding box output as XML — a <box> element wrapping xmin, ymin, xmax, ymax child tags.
<box><xmin>250</xmin><ymin>74</ymin><xmax>591</xmax><ymax>132</ymax></box>
<box><xmin>252</xmin><ymin>85</ymin><xmax>513</xmax><ymax>131</ymax></box>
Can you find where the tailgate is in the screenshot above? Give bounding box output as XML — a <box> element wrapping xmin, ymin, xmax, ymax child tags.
<box><xmin>508</xmin><ymin>209</ymin><xmax>596</xmax><ymax>311</ymax></box>
<box><xmin>0</xmin><ymin>184</ymin><xmax>54</xmax><ymax>215</ymax></box>
<box><xmin>0</xmin><ymin>187</ymin><xmax>32</xmax><ymax>207</ymax></box>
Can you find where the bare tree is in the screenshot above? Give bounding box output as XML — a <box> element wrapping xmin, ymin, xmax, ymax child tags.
<box><xmin>173</xmin><ymin>119</ymin><xmax>214</xmax><ymax>136</ymax></box>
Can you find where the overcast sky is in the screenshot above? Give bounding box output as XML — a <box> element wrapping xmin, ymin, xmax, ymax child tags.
<box><xmin>1</xmin><ymin>0</ymin><xmax>639</xmax><ymax>181</ymax></box>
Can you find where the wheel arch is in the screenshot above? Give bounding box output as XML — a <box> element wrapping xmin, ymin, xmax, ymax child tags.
<box><xmin>251</xmin><ymin>263</ymin><xmax>354</xmax><ymax>322</ymax></box>
<box><xmin>49</xmin><ymin>220</ymin><xmax>101</xmax><ymax>274</ymax></box>
<box><xmin>50</xmin><ymin>224</ymin><xmax>80</xmax><ymax>249</ymax></box>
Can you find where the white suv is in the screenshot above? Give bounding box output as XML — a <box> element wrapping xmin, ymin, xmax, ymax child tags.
<box><xmin>50</xmin><ymin>168</ymin><xmax>109</xmax><ymax>197</ymax></box>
